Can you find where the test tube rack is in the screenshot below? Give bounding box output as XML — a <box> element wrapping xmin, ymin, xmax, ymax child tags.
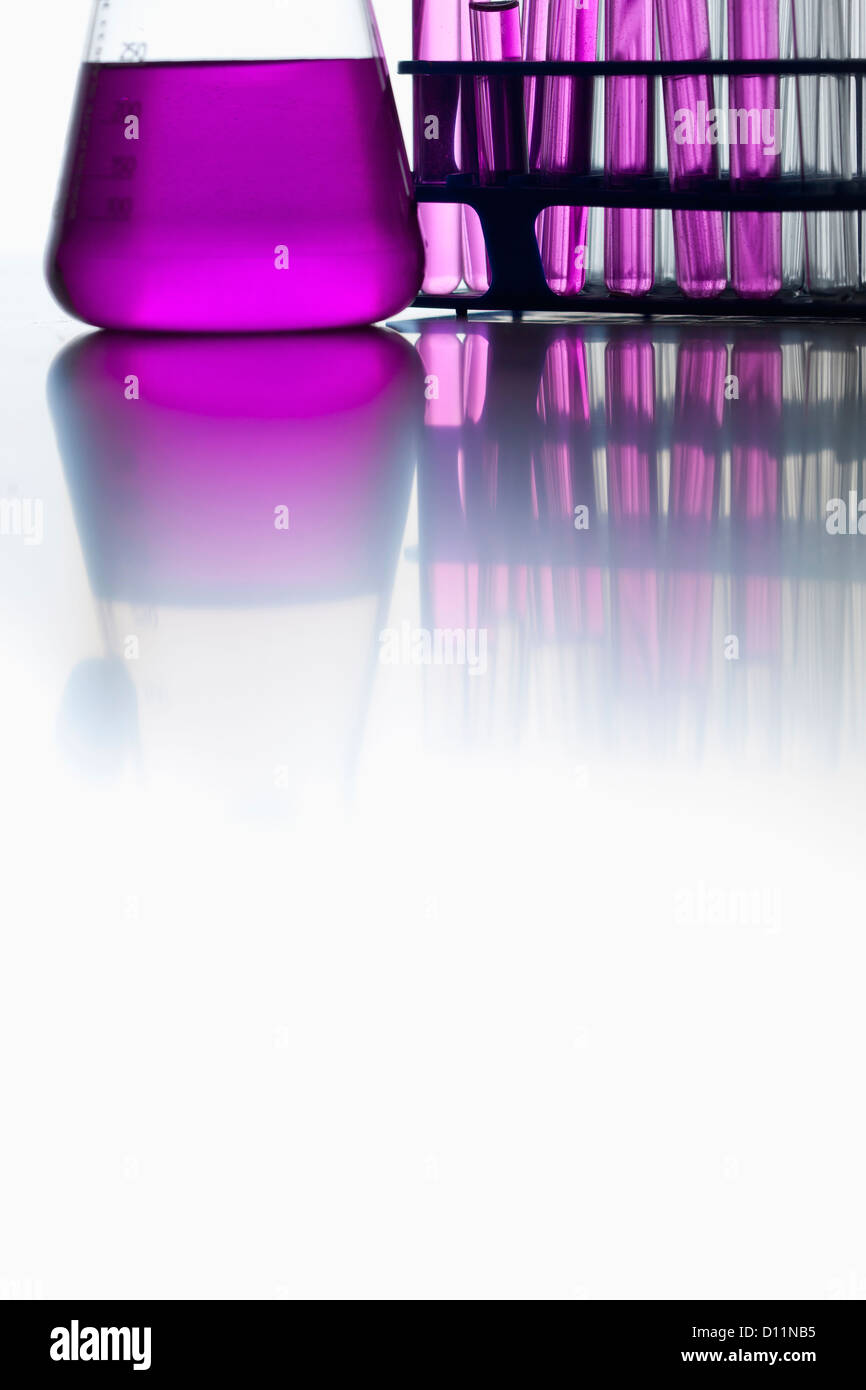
<box><xmin>400</xmin><ymin>57</ymin><xmax>866</xmax><ymax>318</ymax></box>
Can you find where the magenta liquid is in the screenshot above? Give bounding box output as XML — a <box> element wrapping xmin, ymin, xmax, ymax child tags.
<box><xmin>470</xmin><ymin>0</ymin><xmax>527</xmax><ymax>182</ymax></box>
<box><xmin>670</xmin><ymin>336</ymin><xmax>726</xmax><ymax>522</ymax></box>
<box><xmin>656</xmin><ymin>0</ymin><xmax>727</xmax><ymax>298</ymax></box>
<box><xmin>48</xmin><ymin>60</ymin><xmax>424</xmax><ymax>332</ymax></box>
<box><xmin>535</xmin><ymin>0</ymin><xmax>599</xmax><ymax>296</ymax></box>
<box><xmin>414</xmin><ymin>0</ymin><xmax>463</xmax><ymax>295</ymax></box>
<box><xmin>460</xmin><ymin>1</ymin><xmax>492</xmax><ymax>293</ymax></box>
<box><xmin>728</xmin><ymin>0</ymin><xmax>782</xmax><ymax>298</ymax></box>
<box><xmin>49</xmin><ymin>329</ymin><xmax>419</xmax><ymax>601</ymax></box>
<box><xmin>522</xmin><ymin>0</ymin><xmax>551</xmax><ymax>169</ymax></box>
<box><xmin>605</xmin><ymin>0</ymin><xmax>654</xmax><ymax>296</ymax></box>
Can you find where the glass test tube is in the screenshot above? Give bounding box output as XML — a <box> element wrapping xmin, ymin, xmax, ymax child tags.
<box><xmin>413</xmin><ymin>0</ymin><xmax>463</xmax><ymax>294</ymax></box>
<box><xmin>469</xmin><ymin>1</ymin><xmax>528</xmax><ymax>181</ymax></box>
<box><xmin>535</xmin><ymin>0</ymin><xmax>600</xmax><ymax>296</ymax></box>
<box><xmin>605</xmin><ymin>0</ymin><xmax>655</xmax><ymax>295</ymax></box>
<box><xmin>856</xmin><ymin>0</ymin><xmax>866</xmax><ymax>289</ymax></box>
<box><xmin>461</xmin><ymin>0</ymin><xmax>492</xmax><ymax>290</ymax></box>
<box><xmin>792</xmin><ymin>0</ymin><xmax>858</xmax><ymax>292</ymax></box>
<box><xmin>656</xmin><ymin>0</ymin><xmax>727</xmax><ymax>297</ymax></box>
<box><xmin>728</xmin><ymin>0</ymin><xmax>782</xmax><ymax>298</ymax></box>
<box><xmin>522</xmin><ymin>0</ymin><xmax>551</xmax><ymax>169</ymax></box>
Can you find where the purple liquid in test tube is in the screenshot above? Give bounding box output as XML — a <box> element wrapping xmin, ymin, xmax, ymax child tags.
<box><xmin>461</xmin><ymin>1</ymin><xmax>492</xmax><ymax>291</ymax></box>
<box><xmin>656</xmin><ymin>0</ymin><xmax>727</xmax><ymax>297</ymax></box>
<box><xmin>469</xmin><ymin>2</ymin><xmax>527</xmax><ymax>182</ymax></box>
<box><xmin>413</xmin><ymin>1</ymin><xmax>463</xmax><ymax>294</ymax></box>
<box><xmin>728</xmin><ymin>0</ymin><xmax>781</xmax><ymax>297</ymax></box>
<box><xmin>536</xmin><ymin>0</ymin><xmax>599</xmax><ymax>296</ymax></box>
<box><xmin>605</xmin><ymin>0</ymin><xmax>654</xmax><ymax>295</ymax></box>
<box><xmin>522</xmin><ymin>0</ymin><xmax>550</xmax><ymax>168</ymax></box>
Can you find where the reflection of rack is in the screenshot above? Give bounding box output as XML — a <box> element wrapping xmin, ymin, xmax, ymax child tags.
<box><xmin>409</xmin><ymin>320</ymin><xmax>866</xmax><ymax>582</ymax></box>
<box><xmin>399</xmin><ymin>57</ymin><xmax>866</xmax><ymax>317</ymax></box>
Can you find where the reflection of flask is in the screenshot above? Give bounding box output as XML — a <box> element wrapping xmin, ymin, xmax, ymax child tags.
<box><xmin>47</xmin><ymin>1</ymin><xmax>423</xmax><ymax>330</ymax></box>
<box><xmin>413</xmin><ymin>1</ymin><xmax>463</xmax><ymax>294</ymax></box>
<box><xmin>49</xmin><ymin>330</ymin><xmax>418</xmax><ymax>801</ymax></box>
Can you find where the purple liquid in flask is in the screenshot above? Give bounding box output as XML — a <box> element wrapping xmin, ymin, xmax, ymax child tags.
<box><xmin>656</xmin><ymin>0</ymin><xmax>727</xmax><ymax>298</ymax></box>
<box><xmin>47</xmin><ymin>2</ymin><xmax>423</xmax><ymax>331</ymax></box>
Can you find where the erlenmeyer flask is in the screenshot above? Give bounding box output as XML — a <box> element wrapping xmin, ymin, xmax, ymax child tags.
<box><xmin>46</xmin><ymin>0</ymin><xmax>424</xmax><ymax>331</ymax></box>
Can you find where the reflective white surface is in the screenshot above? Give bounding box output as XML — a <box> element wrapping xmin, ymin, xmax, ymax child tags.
<box><xmin>1</xmin><ymin>259</ymin><xmax>865</xmax><ymax>1300</ymax></box>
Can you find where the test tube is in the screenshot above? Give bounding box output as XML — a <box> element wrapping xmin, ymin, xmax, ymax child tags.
<box><xmin>853</xmin><ymin>0</ymin><xmax>866</xmax><ymax>288</ymax></box>
<box><xmin>413</xmin><ymin>0</ymin><xmax>463</xmax><ymax>294</ymax></box>
<box><xmin>522</xmin><ymin>0</ymin><xmax>551</xmax><ymax>169</ymax></box>
<box><xmin>656</xmin><ymin>0</ymin><xmax>727</xmax><ymax>297</ymax></box>
<box><xmin>535</xmin><ymin>0</ymin><xmax>600</xmax><ymax>296</ymax></box>
<box><xmin>728</xmin><ymin>0</ymin><xmax>782</xmax><ymax>298</ymax></box>
<box><xmin>461</xmin><ymin>1</ymin><xmax>492</xmax><ymax>291</ymax></box>
<box><xmin>792</xmin><ymin>0</ymin><xmax>858</xmax><ymax>292</ymax></box>
<box><xmin>469</xmin><ymin>1</ymin><xmax>528</xmax><ymax>182</ymax></box>
<box><xmin>605</xmin><ymin>0</ymin><xmax>655</xmax><ymax>295</ymax></box>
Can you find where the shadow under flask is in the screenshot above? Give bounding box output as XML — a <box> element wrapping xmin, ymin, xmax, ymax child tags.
<box><xmin>46</xmin><ymin>0</ymin><xmax>424</xmax><ymax>331</ymax></box>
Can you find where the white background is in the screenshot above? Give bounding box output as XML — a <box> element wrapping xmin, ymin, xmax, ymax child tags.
<box><xmin>2</xmin><ymin>1</ymin><xmax>866</xmax><ymax>1304</ymax></box>
<box><xmin>4</xmin><ymin>0</ymin><xmax>414</xmax><ymax>256</ymax></box>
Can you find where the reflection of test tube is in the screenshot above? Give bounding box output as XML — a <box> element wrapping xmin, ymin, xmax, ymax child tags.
<box><xmin>792</xmin><ymin>0</ymin><xmax>858</xmax><ymax>293</ymax></box>
<box><xmin>413</xmin><ymin>1</ymin><xmax>462</xmax><ymax>294</ymax></box>
<box><xmin>670</xmin><ymin>335</ymin><xmax>726</xmax><ymax>522</ymax></box>
<box><xmin>731</xmin><ymin>337</ymin><xmax>782</xmax><ymax>524</ymax></box>
<box><xmin>469</xmin><ymin>1</ymin><xmax>527</xmax><ymax>182</ymax></box>
<box><xmin>728</xmin><ymin>0</ymin><xmax>782</xmax><ymax>298</ymax></box>
<box><xmin>664</xmin><ymin>336</ymin><xmax>725</xmax><ymax>691</ymax></box>
<box><xmin>605</xmin><ymin>336</ymin><xmax>656</xmax><ymax>522</ymax></box>
<box><xmin>656</xmin><ymin>0</ymin><xmax>727</xmax><ymax>297</ymax></box>
<box><xmin>730</xmin><ymin>337</ymin><xmax>782</xmax><ymax>663</ymax></box>
<box><xmin>664</xmin><ymin>339</ymin><xmax>716</xmax><ymax>693</ymax></box>
<box><xmin>535</xmin><ymin>0</ymin><xmax>599</xmax><ymax>296</ymax></box>
<box><xmin>605</xmin><ymin>0</ymin><xmax>654</xmax><ymax>296</ymax></box>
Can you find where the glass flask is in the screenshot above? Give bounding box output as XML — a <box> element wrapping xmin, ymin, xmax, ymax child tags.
<box><xmin>46</xmin><ymin>0</ymin><xmax>424</xmax><ymax>331</ymax></box>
